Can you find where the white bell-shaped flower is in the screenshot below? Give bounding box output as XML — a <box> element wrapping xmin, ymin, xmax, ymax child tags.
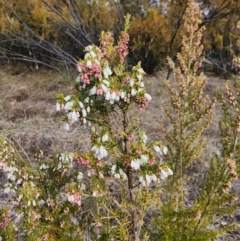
<box><xmin>105</xmin><ymin>91</ymin><xmax>111</xmax><ymax>100</ymax></box>
<box><xmin>131</xmin><ymin>159</ymin><xmax>140</xmax><ymax>170</ymax></box>
<box><xmin>101</xmin><ymin>84</ymin><xmax>108</xmax><ymax>93</ymax></box>
<box><xmin>86</xmin><ymin>60</ymin><xmax>92</xmax><ymax>68</ymax></box>
<box><xmin>115</xmin><ymin>173</ymin><xmax>120</xmax><ymax>179</ymax></box>
<box><xmin>167</xmin><ymin>168</ymin><xmax>173</xmax><ymax>176</ymax></box>
<box><xmin>137</xmin><ymin>74</ymin><xmax>143</xmax><ymax>81</ymax></box>
<box><xmin>76</xmin><ymin>76</ymin><xmax>81</xmax><ymax>83</ymax></box>
<box><xmin>153</xmin><ymin>145</ymin><xmax>161</xmax><ymax>153</ymax></box>
<box><xmin>64</xmin><ymin>95</ymin><xmax>71</xmax><ymax>101</ymax></box>
<box><xmin>99</xmin><ymin>145</ymin><xmax>108</xmax><ymax>159</ymax></box>
<box><xmin>56</xmin><ymin>102</ymin><xmax>61</xmax><ymax>111</ymax></box>
<box><xmin>64</xmin><ymin>101</ymin><xmax>74</xmax><ymax>111</ymax></box>
<box><xmin>111</xmin><ymin>164</ymin><xmax>117</xmax><ymax>174</ymax></box>
<box><xmin>79</xmin><ymin>101</ymin><xmax>84</xmax><ymax>108</ymax></box>
<box><xmin>160</xmin><ymin>169</ymin><xmax>168</xmax><ymax>180</ymax></box>
<box><xmin>102</xmin><ymin>134</ymin><xmax>109</xmax><ymax>142</ymax></box>
<box><xmin>162</xmin><ymin>146</ymin><xmax>168</xmax><ymax>155</ymax></box>
<box><xmin>146</xmin><ymin>174</ymin><xmax>151</xmax><ymax>185</ymax></box>
<box><xmin>103</xmin><ymin>65</ymin><xmax>112</xmax><ymax>78</ymax></box>
<box><xmin>120</xmin><ymin>91</ymin><xmax>125</xmax><ymax>99</ymax></box>
<box><xmin>68</xmin><ymin>111</ymin><xmax>79</xmax><ymax>123</ymax></box>
<box><xmin>77</xmin><ymin>172</ymin><xmax>83</xmax><ymax>180</ymax></box>
<box><xmin>77</xmin><ymin>65</ymin><xmax>82</xmax><ymax>72</ymax></box>
<box><xmin>131</xmin><ymin>88</ymin><xmax>136</xmax><ymax>96</ymax></box>
<box><xmin>142</xmin><ymin>133</ymin><xmax>148</xmax><ymax>143</ymax></box>
<box><xmin>89</xmin><ymin>86</ymin><xmax>97</xmax><ymax>95</ymax></box>
<box><xmin>129</xmin><ymin>78</ymin><xmax>134</xmax><ymax>87</ymax></box>
<box><xmin>110</xmin><ymin>92</ymin><xmax>116</xmax><ymax>101</ymax></box>
<box><xmin>151</xmin><ymin>174</ymin><xmax>158</xmax><ymax>182</ymax></box>
<box><xmin>82</xmin><ymin>109</ymin><xmax>87</xmax><ymax>117</ymax></box>
<box><xmin>139</xmin><ymin>154</ymin><xmax>149</xmax><ymax>165</ymax></box>
<box><xmin>144</xmin><ymin>93</ymin><xmax>152</xmax><ymax>101</ymax></box>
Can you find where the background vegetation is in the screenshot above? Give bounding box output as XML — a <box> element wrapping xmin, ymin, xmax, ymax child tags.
<box><xmin>0</xmin><ymin>0</ymin><xmax>239</xmax><ymax>74</ymax></box>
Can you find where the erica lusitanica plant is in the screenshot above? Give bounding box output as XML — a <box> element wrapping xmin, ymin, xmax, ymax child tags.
<box><xmin>153</xmin><ymin>1</ymin><xmax>239</xmax><ymax>240</ymax></box>
<box><xmin>56</xmin><ymin>14</ymin><xmax>172</xmax><ymax>240</ymax></box>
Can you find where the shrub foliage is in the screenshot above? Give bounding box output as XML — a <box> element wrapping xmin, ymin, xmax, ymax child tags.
<box><xmin>0</xmin><ymin>0</ymin><xmax>239</xmax><ymax>73</ymax></box>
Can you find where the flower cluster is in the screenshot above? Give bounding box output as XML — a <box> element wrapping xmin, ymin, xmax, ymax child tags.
<box><xmin>56</xmin><ymin>17</ymin><xmax>152</xmax><ymax>130</ymax></box>
<box><xmin>56</xmin><ymin>94</ymin><xmax>92</xmax><ymax>130</ymax></box>
<box><xmin>111</xmin><ymin>164</ymin><xmax>127</xmax><ymax>180</ymax></box>
<box><xmin>134</xmin><ymin>167</ymin><xmax>173</xmax><ymax>188</ymax></box>
<box><xmin>153</xmin><ymin>145</ymin><xmax>168</xmax><ymax>155</ymax></box>
<box><xmin>54</xmin><ymin>153</ymin><xmax>74</xmax><ymax>173</ymax></box>
<box><xmin>160</xmin><ymin>168</ymin><xmax>173</xmax><ymax>180</ymax></box>
<box><xmin>115</xmin><ymin>31</ymin><xmax>129</xmax><ymax>63</ymax></box>
<box><xmin>129</xmin><ymin>142</ymin><xmax>173</xmax><ymax>186</ymax></box>
<box><xmin>0</xmin><ymin>138</ymin><xmax>31</xmax><ymax>196</ymax></box>
<box><xmin>91</xmin><ymin>145</ymin><xmax>108</xmax><ymax>160</ymax></box>
<box><xmin>67</xmin><ymin>193</ymin><xmax>81</xmax><ymax>206</ymax></box>
<box><xmin>74</xmin><ymin>156</ymin><xmax>91</xmax><ymax>169</ymax></box>
<box><xmin>131</xmin><ymin>154</ymin><xmax>150</xmax><ymax>170</ymax></box>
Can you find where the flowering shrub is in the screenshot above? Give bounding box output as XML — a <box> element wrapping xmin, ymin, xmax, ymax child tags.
<box><xmin>0</xmin><ymin>2</ymin><xmax>240</xmax><ymax>241</ymax></box>
<box><xmin>55</xmin><ymin>14</ymin><xmax>173</xmax><ymax>240</ymax></box>
<box><xmin>0</xmin><ymin>137</ymin><xmax>84</xmax><ymax>240</ymax></box>
<box><xmin>153</xmin><ymin>1</ymin><xmax>240</xmax><ymax>240</ymax></box>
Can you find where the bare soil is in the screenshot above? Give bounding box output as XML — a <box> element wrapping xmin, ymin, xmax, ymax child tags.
<box><xmin>0</xmin><ymin>64</ymin><xmax>240</xmax><ymax>240</ymax></box>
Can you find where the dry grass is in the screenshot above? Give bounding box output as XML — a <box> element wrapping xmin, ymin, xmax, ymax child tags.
<box><xmin>0</xmin><ymin>64</ymin><xmax>91</xmax><ymax>161</ymax></box>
